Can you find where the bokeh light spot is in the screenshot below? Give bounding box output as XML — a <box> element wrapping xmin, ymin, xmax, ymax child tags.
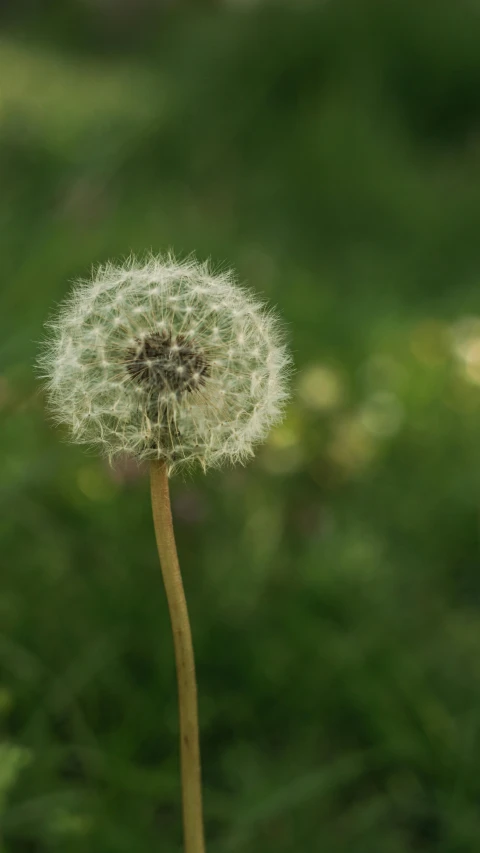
<box><xmin>359</xmin><ymin>391</ymin><xmax>404</xmax><ymax>438</ymax></box>
<box><xmin>297</xmin><ymin>364</ymin><xmax>344</xmax><ymax>411</ymax></box>
<box><xmin>77</xmin><ymin>466</ymin><xmax>116</xmax><ymax>501</ymax></box>
<box><xmin>410</xmin><ymin>319</ymin><xmax>449</xmax><ymax>366</ymax></box>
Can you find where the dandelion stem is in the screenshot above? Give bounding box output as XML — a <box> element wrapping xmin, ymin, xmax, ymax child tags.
<box><xmin>150</xmin><ymin>459</ymin><xmax>205</xmax><ymax>853</ymax></box>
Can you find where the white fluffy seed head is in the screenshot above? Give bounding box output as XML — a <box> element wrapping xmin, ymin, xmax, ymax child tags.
<box><xmin>38</xmin><ymin>254</ymin><xmax>291</xmax><ymax>474</ymax></box>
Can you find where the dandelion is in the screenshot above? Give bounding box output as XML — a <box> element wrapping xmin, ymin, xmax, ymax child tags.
<box><xmin>38</xmin><ymin>253</ymin><xmax>291</xmax><ymax>853</ymax></box>
<box><xmin>39</xmin><ymin>254</ymin><xmax>290</xmax><ymax>474</ymax></box>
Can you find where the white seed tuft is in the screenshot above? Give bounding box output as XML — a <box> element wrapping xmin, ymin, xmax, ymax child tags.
<box><xmin>38</xmin><ymin>254</ymin><xmax>291</xmax><ymax>473</ymax></box>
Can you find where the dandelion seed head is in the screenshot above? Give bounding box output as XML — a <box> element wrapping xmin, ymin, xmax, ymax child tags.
<box><xmin>38</xmin><ymin>254</ymin><xmax>291</xmax><ymax>473</ymax></box>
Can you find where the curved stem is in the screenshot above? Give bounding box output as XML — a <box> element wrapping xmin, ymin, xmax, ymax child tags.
<box><xmin>150</xmin><ymin>460</ymin><xmax>206</xmax><ymax>853</ymax></box>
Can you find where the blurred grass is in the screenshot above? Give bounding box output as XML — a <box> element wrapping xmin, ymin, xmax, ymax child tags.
<box><xmin>3</xmin><ymin>0</ymin><xmax>480</xmax><ymax>850</ymax></box>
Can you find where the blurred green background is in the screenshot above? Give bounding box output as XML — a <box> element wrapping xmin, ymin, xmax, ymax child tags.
<box><xmin>3</xmin><ymin>0</ymin><xmax>480</xmax><ymax>850</ymax></box>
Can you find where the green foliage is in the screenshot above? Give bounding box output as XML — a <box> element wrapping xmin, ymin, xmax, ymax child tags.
<box><xmin>2</xmin><ymin>1</ymin><xmax>480</xmax><ymax>849</ymax></box>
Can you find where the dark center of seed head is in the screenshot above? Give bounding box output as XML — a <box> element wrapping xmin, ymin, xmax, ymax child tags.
<box><xmin>126</xmin><ymin>331</ymin><xmax>209</xmax><ymax>395</ymax></box>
